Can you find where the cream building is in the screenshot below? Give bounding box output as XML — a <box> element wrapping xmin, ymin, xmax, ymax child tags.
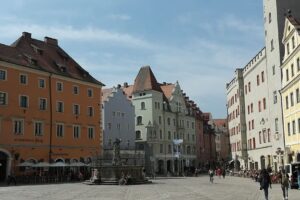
<box><xmin>281</xmin><ymin>16</ymin><xmax>300</xmax><ymax>164</ymax></box>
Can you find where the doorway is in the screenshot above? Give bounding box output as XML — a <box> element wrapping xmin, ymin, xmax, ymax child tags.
<box><xmin>0</xmin><ymin>151</ymin><xmax>8</xmax><ymax>182</ymax></box>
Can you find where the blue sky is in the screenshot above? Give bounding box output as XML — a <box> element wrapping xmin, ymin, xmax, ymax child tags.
<box><xmin>0</xmin><ymin>0</ymin><xmax>264</xmax><ymax>118</ymax></box>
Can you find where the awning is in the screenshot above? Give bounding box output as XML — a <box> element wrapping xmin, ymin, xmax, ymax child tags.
<box><xmin>18</xmin><ymin>161</ymin><xmax>34</xmax><ymax>167</ymax></box>
<box><xmin>33</xmin><ymin>162</ymin><xmax>51</xmax><ymax>167</ymax></box>
<box><xmin>69</xmin><ymin>162</ymin><xmax>87</xmax><ymax>167</ymax></box>
<box><xmin>50</xmin><ymin>162</ymin><xmax>68</xmax><ymax>167</ymax></box>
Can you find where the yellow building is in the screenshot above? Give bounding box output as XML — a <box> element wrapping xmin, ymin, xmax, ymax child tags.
<box><xmin>281</xmin><ymin>16</ymin><xmax>300</xmax><ymax>163</ymax></box>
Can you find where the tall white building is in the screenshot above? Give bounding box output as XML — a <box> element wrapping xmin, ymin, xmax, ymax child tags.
<box><xmin>226</xmin><ymin>0</ymin><xmax>300</xmax><ymax>171</ymax></box>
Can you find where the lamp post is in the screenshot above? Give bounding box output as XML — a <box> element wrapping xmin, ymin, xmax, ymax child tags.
<box><xmin>276</xmin><ymin>147</ymin><xmax>284</xmax><ymax>171</ymax></box>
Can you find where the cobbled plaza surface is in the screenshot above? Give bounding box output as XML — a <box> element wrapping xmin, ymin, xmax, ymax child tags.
<box><xmin>0</xmin><ymin>176</ymin><xmax>299</xmax><ymax>200</ymax></box>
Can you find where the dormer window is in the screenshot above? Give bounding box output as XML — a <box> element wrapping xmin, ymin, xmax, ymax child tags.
<box><xmin>31</xmin><ymin>44</ymin><xmax>44</xmax><ymax>55</ymax></box>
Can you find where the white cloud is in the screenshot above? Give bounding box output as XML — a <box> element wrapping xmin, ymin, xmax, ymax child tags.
<box><xmin>108</xmin><ymin>14</ymin><xmax>131</xmax><ymax>21</ymax></box>
<box><xmin>0</xmin><ymin>24</ymin><xmax>154</xmax><ymax>49</ymax></box>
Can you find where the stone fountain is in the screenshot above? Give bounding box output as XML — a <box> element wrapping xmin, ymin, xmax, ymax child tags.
<box><xmin>88</xmin><ymin>139</ymin><xmax>149</xmax><ymax>185</ymax></box>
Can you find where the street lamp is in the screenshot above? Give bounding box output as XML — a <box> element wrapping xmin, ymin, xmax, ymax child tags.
<box><xmin>276</xmin><ymin>147</ymin><xmax>284</xmax><ymax>170</ymax></box>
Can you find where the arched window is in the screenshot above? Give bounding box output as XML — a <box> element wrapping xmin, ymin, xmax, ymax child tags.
<box><xmin>137</xmin><ymin>116</ymin><xmax>143</xmax><ymax>125</ymax></box>
<box><xmin>141</xmin><ymin>102</ymin><xmax>145</xmax><ymax>110</ymax></box>
<box><xmin>136</xmin><ymin>131</ymin><xmax>141</xmax><ymax>140</ymax></box>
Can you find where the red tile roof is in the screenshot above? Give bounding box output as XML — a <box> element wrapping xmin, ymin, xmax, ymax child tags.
<box><xmin>213</xmin><ymin>119</ymin><xmax>227</xmax><ymax>127</ymax></box>
<box><xmin>0</xmin><ymin>32</ymin><xmax>104</xmax><ymax>86</ymax></box>
<box><xmin>132</xmin><ymin>66</ymin><xmax>162</xmax><ymax>93</ymax></box>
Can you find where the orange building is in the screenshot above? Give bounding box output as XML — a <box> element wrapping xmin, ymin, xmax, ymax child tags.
<box><xmin>0</xmin><ymin>32</ymin><xmax>103</xmax><ymax>181</ymax></box>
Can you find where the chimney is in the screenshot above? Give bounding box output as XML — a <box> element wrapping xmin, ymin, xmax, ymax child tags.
<box><xmin>44</xmin><ymin>36</ymin><xmax>58</xmax><ymax>46</ymax></box>
<box><xmin>22</xmin><ymin>32</ymin><xmax>31</xmax><ymax>39</ymax></box>
<box><xmin>123</xmin><ymin>82</ymin><xmax>128</xmax><ymax>88</ymax></box>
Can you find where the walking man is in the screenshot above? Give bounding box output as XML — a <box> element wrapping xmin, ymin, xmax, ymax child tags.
<box><xmin>279</xmin><ymin>170</ymin><xmax>289</xmax><ymax>200</ymax></box>
<box><xmin>208</xmin><ymin>169</ymin><xmax>214</xmax><ymax>183</ymax></box>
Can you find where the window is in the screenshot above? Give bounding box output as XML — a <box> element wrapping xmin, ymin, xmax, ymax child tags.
<box><xmin>291</xmin><ymin>64</ymin><xmax>295</xmax><ymax>77</ymax></box>
<box><xmin>34</xmin><ymin>121</ymin><xmax>43</xmax><ymax>136</ymax></box>
<box><xmin>0</xmin><ymin>92</ymin><xmax>7</xmax><ymax>105</ymax></box>
<box><xmin>261</xmin><ymin>71</ymin><xmax>264</xmax><ymax>82</ymax></box>
<box><xmin>288</xmin><ymin>122</ymin><xmax>291</xmax><ymax>136</ymax></box>
<box><xmin>137</xmin><ymin>116</ymin><xmax>143</xmax><ymax>125</ymax></box>
<box><xmin>168</xmin><ymin>144</ymin><xmax>172</xmax><ymax>153</ymax></box>
<box><xmin>286</xmin><ymin>96</ymin><xmax>289</xmax><ymax>109</ymax></box>
<box><xmin>298</xmin><ymin>118</ymin><xmax>300</xmax><ymax>134</ymax></box>
<box><xmin>38</xmin><ymin>79</ymin><xmax>45</xmax><ymax>88</ymax></box>
<box><xmin>88</xmin><ymin>106</ymin><xmax>94</xmax><ymax>117</ymax></box>
<box><xmin>141</xmin><ymin>102</ymin><xmax>145</xmax><ymax>110</ymax></box>
<box><xmin>136</xmin><ymin>131</ymin><xmax>141</xmax><ymax>140</ymax></box>
<box><xmin>293</xmin><ymin>120</ymin><xmax>296</xmax><ymax>135</ymax></box>
<box><xmin>73</xmin><ymin>125</ymin><xmax>80</xmax><ymax>139</ymax></box>
<box><xmin>259</xmin><ymin>131</ymin><xmax>262</xmax><ymax>144</ymax></box>
<box><xmin>159</xmin><ymin>116</ymin><xmax>162</xmax><ymax>124</ymax></box>
<box><xmin>192</xmin><ymin>122</ymin><xmax>194</xmax><ymax>129</ymax></box>
<box><xmin>275</xmin><ymin>118</ymin><xmax>279</xmax><ymax>132</ymax></box>
<box><xmin>257</xmin><ymin>75</ymin><xmax>260</xmax><ymax>86</ymax></box>
<box><xmin>87</xmin><ymin>89</ymin><xmax>93</xmax><ymax>97</ymax></box>
<box><xmin>57</xmin><ymin>101</ymin><xmax>64</xmax><ymax>112</ymax></box>
<box><xmin>107</xmin><ymin>123</ymin><xmax>112</xmax><ymax>130</ymax></box>
<box><xmin>267</xmin><ymin>129</ymin><xmax>271</xmax><ymax>142</ymax></box>
<box><xmin>160</xmin><ymin>144</ymin><xmax>163</xmax><ymax>153</ymax></box>
<box><xmin>73</xmin><ymin>104</ymin><xmax>80</xmax><ymax>115</ymax></box>
<box><xmin>0</xmin><ymin>70</ymin><xmax>6</xmax><ymax>80</ymax></box>
<box><xmin>291</xmin><ymin>92</ymin><xmax>294</xmax><ymax>107</ymax></box>
<box><xmin>159</xmin><ymin>130</ymin><xmax>162</xmax><ymax>139</ymax></box>
<box><xmin>273</xmin><ymin>91</ymin><xmax>277</xmax><ymax>104</ymax></box>
<box><xmin>88</xmin><ymin>127</ymin><xmax>95</xmax><ymax>139</ymax></box>
<box><xmin>258</xmin><ymin>101</ymin><xmax>261</xmax><ymax>112</ymax></box>
<box><xmin>251</xmin><ymin>103</ymin><xmax>253</xmax><ymax>113</ymax></box>
<box><xmin>20</xmin><ymin>74</ymin><xmax>27</xmax><ymax>84</ymax></box>
<box><xmin>287</xmin><ymin>43</ymin><xmax>290</xmax><ymax>55</ymax></box>
<box><xmin>269</xmin><ymin>12</ymin><xmax>272</xmax><ymax>23</ymax></box>
<box><xmin>253</xmin><ymin>138</ymin><xmax>256</xmax><ymax>149</ymax></box>
<box><xmin>39</xmin><ymin>98</ymin><xmax>47</xmax><ymax>110</ymax></box>
<box><xmin>252</xmin><ymin>120</ymin><xmax>254</xmax><ymax>130</ymax></box>
<box><xmin>167</xmin><ymin>118</ymin><xmax>170</xmax><ymax>125</ymax></box>
<box><xmin>13</xmin><ymin>119</ymin><xmax>24</xmax><ymax>135</ymax></box>
<box><xmin>56</xmin><ymin>82</ymin><xmax>63</xmax><ymax>91</ymax></box>
<box><xmin>245</xmin><ymin>85</ymin><xmax>247</xmax><ymax>94</ymax></box>
<box><xmin>20</xmin><ymin>95</ymin><xmax>28</xmax><ymax>108</ymax></box>
<box><xmin>56</xmin><ymin>123</ymin><xmax>64</xmax><ymax>137</ymax></box>
<box><xmin>292</xmin><ymin>36</ymin><xmax>295</xmax><ymax>49</ymax></box>
<box><xmin>272</xmin><ymin>65</ymin><xmax>275</xmax><ymax>75</ymax></box>
<box><xmin>263</xmin><ymin>130</ymin><xmax>266</xmax><ymax>143</ymax></box>
<box><xmin>297</xmin><ymin>58</ymin><xmax>300</xmax><ymax>71</ymax></box>
<box><xmin>248</xmin><ymin>82</ymin><xmax>251</xmax><ymax>92</ymax></box>
<box><xmin>271</xmin><ymin>39</ymin><xmax>274</xmax><ymax>51</ymax></box>
<box><xmin>263</xmin><ymin>98</ymin><xmax>266</xmax><ymax>110</ymax></box>
<box><xmin>73</xmin><ymin>86</ymin><xmax>79</xmax><ymax>95</ymax></box>
<box><xmin>286</xmin><ymin>69</ymin><xmax>289</xmax><ymax>81</ymax></box>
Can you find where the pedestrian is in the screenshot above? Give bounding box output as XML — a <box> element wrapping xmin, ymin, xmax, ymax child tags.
<box><xmin>208</xmin><ymin>169</ymin><xmax>214</xmax><ymax>183</ymax></box>
<box><xmin>222</xmin><ymin>168</ymin><xmax>226</xmax><ymax>179</ymax></box>
<box><xmin>7</xmin><ymin>174</ymin><xmax>17</xmax><ymax>186</ymax></box>
<box><xmin>279</xmin><ymin>170</ymin><xmax>289</xmax><ymax>200</ymax></box>
<box><xmin>297</xmin><ymin>167</ymin><xmax>300</xmax><ymax>190</ymax></box>
<box><xmin>259</xmin><ymin>169</ymin><xmax>272</xmax><ymax>200</ymax></box>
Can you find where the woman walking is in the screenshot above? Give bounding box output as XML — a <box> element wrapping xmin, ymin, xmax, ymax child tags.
<box><xmin>259</xmin><ymin>169</ymin><xmax>272</xmax><ymax>200</ymax></box>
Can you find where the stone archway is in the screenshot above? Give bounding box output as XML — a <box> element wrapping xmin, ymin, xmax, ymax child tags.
<box><xmin>0</xmin><ymin>150</ymin><xmax>11</xmax><ymax>182</ymax></box>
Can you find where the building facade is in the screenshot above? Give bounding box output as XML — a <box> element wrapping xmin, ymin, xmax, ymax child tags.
<box><xmin>226</xmin><ymin>0</ymin><xmax>300</xmax><ymax>171</ymax></box>
<box><xmin>281</xmin><ymin>16</ymin><xmax>300</xmax><ymax>164</ymax></box>
<box><xmin>213</xmin><ymin>119</ymin><xmax>230</xmax><ymax>163</ymax></box>
<box><xmin>0</xmin><ymin>32</ymin><xmax>103</xmax><ymax>181</ymax></box>
<box><xmin>124</xmin><ymin>66</ymin><xmax>199</xmax><ymax>175</ymax></box>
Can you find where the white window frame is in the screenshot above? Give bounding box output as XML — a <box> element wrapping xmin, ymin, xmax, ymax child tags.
<box><xmin>56</xmin><ymin>81</ymin><xmax>63</xmax><ymax>92</ymax></box>
<box><xmin>39</xmin><ymin>98</ymin><xmax>47</xmax><ymax>110</ymax></box>
<box><xmin>19</xmin><ymin>74</ymin><xmax>28</xmax><ymax>85</ymax></box>
<box><xmin>56</xmin><ymin>101</ymin><xmax>64</xmax><ymax>112</ymax></box>
<box><xmin>88</xmin><ymin>106</ymin><xmax>94</xmax><ymax>117</ymax></box>
<box><xmin>38</xmin><ymin>78</ymin><xmax>46</xmax><ymax>88</ymax></box>
<box><xmin>34</xmin><ymin>121</ymin><xmax>44</xmax><ymax>136</ymax></box>
<box><xmin>19</xmin><ymin>95</ymin><xmax>29</xmax><ymax>108</ymax></box>
<box><xmin>13</xmin><ymin>119</ymin><xmax>24</xmax><ymax>135</ymax></box>
<box><xmin>0</xmin><ymin>91</ymin><xmax>8</xmax><ymax>105</ymax></box>
<box><xmin>56</xmin><ymin>123</ymin><xmax>64</xmax><ymax>138</ymax></box>
<box><xmin>73</xmin><ymin>85</ymin><xmax>79</xmax><ymax>95</ymax></box>
<box><xmin>73</xmin><ymin>104</ymin><xmax>80</xmax><ymax>115</ymax></box>
<box><xmin>73</xmin><ymin>125</ymin><xmax>81</xmax><ymax>139</ymax></box>
<box><xmin>87</xmin><ymin>88</ymin><xmax>93</xmax><ymax>97</ymax></box>
<box><xmin>88</xmin><ymin>126</ymin><xmax>95</xmax><ymax>139</ymax></box>
<box><xmin>0</xmin><ymin>69</ymin><xmax>7</xmax><ymax>81</ymax></box>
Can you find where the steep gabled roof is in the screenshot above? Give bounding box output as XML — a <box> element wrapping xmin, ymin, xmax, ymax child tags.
<box><xmin>132</xmin><ymin>66</ymin><xmax>162</xmax><ymax>93</ymax></box>
<box><xmin>102</xmin><ymin>88</ymin><xmax>114</xmax><ymax>102</ymax></box>
<box><xmin>160</xmin><ymin>83</ymin><xmax>175</xmax><ymax>100</ymax></box>
<box><xmin>0</xmin><ymin>32</ymin><xmax>104</xmax><ymax>86</ymax></box>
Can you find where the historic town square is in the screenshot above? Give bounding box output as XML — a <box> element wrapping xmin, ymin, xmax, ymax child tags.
<box><xmin>1</xmin><ymin>0</ymin><xmax>300</xmax><ymax>199</ymax></box>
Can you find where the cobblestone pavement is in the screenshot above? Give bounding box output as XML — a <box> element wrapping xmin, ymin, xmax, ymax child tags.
<box><xmin>0</xmin><ymin>176</ymin><xmax>299</xmax><ymax>200</ymax></box>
